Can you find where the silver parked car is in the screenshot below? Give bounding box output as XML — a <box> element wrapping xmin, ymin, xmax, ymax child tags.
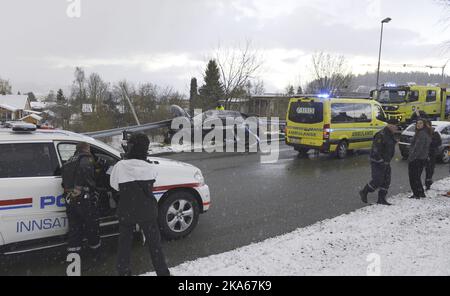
<box><xmin>399</xmin><ymin>121</ymin><xmax>450</xmax><ymax>164</ymax></box>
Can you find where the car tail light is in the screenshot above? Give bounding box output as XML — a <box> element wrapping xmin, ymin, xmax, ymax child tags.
<box><xmin>323</xmin><ymin>124</ymin><xmax>330</xmax><ymax>140</ymax></box>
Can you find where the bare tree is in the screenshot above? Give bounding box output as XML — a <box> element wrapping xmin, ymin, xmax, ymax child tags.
<box><xmin>306</xmin><ymin>52</ymin><xmax>353</xmax><ymax>95</ymax></box>
<box><xmin>243</xmin><ymin>79</ymin><xmax>266</xmax><ymax>97</ymax></box>
<box><xmin>87</xmin><ymin>73</ymin><xmax>109</xmax><ymax>112</ymax></box>
<box><xmin>215</xmin><ymin>41</ymin><xmax>263</xmax><ymax>106</ymax></box>
<box><xmin>0</xmin><ymin>77</ymin><xmax>12</xmax><ymax>95</ymax></box>
<box><xmin>70</xmin><ymin>67</ymin><xmax>88</xmax><ymax>118</ymax></box>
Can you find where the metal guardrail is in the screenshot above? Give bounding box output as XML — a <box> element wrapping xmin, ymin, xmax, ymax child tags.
<box><xmin>84</xmin><ymin>119</ymin><xmax>172</xmax><ymax>138</ymax></box>
<box><xmin>83</xmin><ymin>118</ymin><xmax>286</xmax><ymax>139</ymax></box>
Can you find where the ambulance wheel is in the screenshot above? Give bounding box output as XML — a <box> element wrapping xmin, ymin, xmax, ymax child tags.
<box><xmin>158</xmin><ymin>191</ymin><xmax>200</xmax><ymax>240</ymax></box>
<box><xmin>336</xmin><ymin>141</ymin><xmax>348</xmax><ymax>159</ymax></box>
<box><xmin>295</xmin><ymin>147</ymin><xmax>309</xmax><ymax>158</ymax></box>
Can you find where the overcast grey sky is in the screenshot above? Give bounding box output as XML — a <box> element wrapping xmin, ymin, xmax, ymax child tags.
<box><xmin>0</xmin><ymin>0</ymin><xmax>449</xmax><ymax>95</ymax></box>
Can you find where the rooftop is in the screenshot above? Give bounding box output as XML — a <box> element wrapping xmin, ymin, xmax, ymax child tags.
<box><xmin>0</xmin><ymin>95</ymin><xmax>29</xmax><ymax>110</ymax></box>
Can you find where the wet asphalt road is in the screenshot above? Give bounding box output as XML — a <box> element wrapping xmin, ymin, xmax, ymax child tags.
<box><xmin>1</xmin><ymin>142</ymin><xmax>449</xmax><ymax>276</ymax></box>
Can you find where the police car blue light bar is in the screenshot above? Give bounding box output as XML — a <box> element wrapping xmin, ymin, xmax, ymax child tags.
<box><xmin>383</xmin><ymin>83</ymin><xmax>397</xmax><ymax>88</ymax></box>
<box><xmin>11</xmin><ymin>123</ymin><xmax>37</xmax><ymax>132</ymax></box>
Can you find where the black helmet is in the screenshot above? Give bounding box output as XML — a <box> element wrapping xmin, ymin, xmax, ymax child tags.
<box><xmin>126</xmin><ymin>133</ymin><xmax>150</xmax><ymax>160</ymax></box>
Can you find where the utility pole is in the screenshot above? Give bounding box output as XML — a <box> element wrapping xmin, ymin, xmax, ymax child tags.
<box><xmin>120</xmin><ymin>86</ymin><xmax>141</xmax><ymax>126</ymax></box>
<box><xmin>441</xmin><ymin>59</ymin><xmax>449</xmax><ymax>84</ymax></box>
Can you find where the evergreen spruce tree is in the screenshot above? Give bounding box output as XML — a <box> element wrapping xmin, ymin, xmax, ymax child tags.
<box><xmin>189</xmin><ymin>77</ymin><xmax>198</xmax><ymax>113</ymax></box>
<box><xmin>56</xmin><ymin>89</ymin><xmax>66</xmax><ymax>103</ymax></box>
<box><xmin>27</xmin><ymin>92</ymin><xmax>36</xmax><ymax>102</ymax></box>
<box><xmin>199</xmin><ymin>60</ymin><xmax>224</xmax><ymax>110</ymax></box>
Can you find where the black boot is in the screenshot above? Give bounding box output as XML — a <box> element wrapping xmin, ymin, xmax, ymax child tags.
<box><xmin>377</xmin><ymin>190</ymin><xmax>392</xmax><ymax>206</ymax></box>
<box><xmin>425</xmin><ymin>180</ymin><xmax>432</xmax><ymax>191</ymax></box>
<box><xmin>359</xmin><ymin>185</ymin><xmax>370</xmax><ymax>204</ymax></box>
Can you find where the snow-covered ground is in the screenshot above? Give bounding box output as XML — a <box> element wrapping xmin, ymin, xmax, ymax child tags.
<box><xmin>144</xmin><ymin>178</ymin><xmax>450</xmax><ymax>276</ymax></box>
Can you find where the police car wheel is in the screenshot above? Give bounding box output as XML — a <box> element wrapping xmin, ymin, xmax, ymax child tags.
<box><xmin>336</xmin><ymin>141</ymin><xmax>348</xmax><ymax>159</ymax></box>
<box><xmin>158</xmin><ymin>191</ymin><xmax>200</xmax><ymax>240</ymax></box>
<box><xmin>441</xmin><ymin>148</ymin><xmax>450</xmax><ymax>164</ymax></box>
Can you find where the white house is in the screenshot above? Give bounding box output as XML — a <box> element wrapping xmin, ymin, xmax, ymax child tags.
<box><xmin>0</xmin><ymin>95</ymin><xmax>31</xmax><ymax>121</ymax></box>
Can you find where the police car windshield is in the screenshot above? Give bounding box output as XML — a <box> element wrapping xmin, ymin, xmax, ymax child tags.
<box><xmin>376</xmin><ymin>89</ymin><xmax>407</xmax><ymax>104</ymax></box>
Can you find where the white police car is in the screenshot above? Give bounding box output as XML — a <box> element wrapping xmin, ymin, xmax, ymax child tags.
<box><xmin>0</xmin><ymin>123</ymin><xmax>210</xmax><ymax>255</ymax></box>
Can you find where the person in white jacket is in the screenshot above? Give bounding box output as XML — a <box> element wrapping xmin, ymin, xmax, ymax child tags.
<box><xmin>110</xmin><ymin>133</ymin><xmax>170</xmax><ymax>276</ymax></box>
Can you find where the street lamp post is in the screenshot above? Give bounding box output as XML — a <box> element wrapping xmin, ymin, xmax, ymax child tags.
<box><xmin>376</xmin><ymin>17</ymin><xmax>392</xmax><ymax>89</ymax></box>
<box><xmin>442</xmin><ymin>59</ymin><xmax>449</xmax><ymax>84</ymax></box>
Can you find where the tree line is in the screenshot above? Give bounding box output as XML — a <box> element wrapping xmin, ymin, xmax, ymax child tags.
<box><xmin>50</xmin><ymin>67</ymin><xmax>187</xmax><ymax>132</ymax></box>
<box><xmin>2</xmin><ymin>47</ymin><xmax>449</xmax><ymax>132</ymax></box>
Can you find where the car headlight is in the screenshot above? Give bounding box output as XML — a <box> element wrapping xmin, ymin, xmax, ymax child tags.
<box><xmin>194</xmin><ymin>171</ymin><xmax>205</xmax><ymax>185</ymax></box>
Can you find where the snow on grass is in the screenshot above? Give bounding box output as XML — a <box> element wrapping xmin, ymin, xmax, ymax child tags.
<box><xmin>144</xmin><ymin>177</ymin><xmax>450</xmax><ymax>276</ymax></box>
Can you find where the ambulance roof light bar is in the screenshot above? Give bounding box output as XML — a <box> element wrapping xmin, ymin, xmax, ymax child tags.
<box><xmin>317</xmin><ymin>93</ymin><xmax>330</xmax><ymax>99</ymax></box>
<box><xmin>292</xmin><ymin>94</ymin><xmax>371</xmax><ymax>100</ymax></box>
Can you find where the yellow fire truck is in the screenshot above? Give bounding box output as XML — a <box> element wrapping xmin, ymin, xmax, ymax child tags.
<box><xmin>371</xmin><ymin>84</ymin><xmax>450</xmax><ymax>125</ymax></box>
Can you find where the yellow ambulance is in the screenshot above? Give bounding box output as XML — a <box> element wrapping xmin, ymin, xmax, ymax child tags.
<box><xmin>285</xmin><ymin>95</ymin><xmax>388</xmax><ymax>158</ymax></box>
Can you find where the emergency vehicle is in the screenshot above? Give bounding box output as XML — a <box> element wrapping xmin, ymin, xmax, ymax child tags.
<box><xmin>285</xmin><ymin>95</ymin><xmax>388</xmax><ymax>159</ymax></box>
<box><xmin>371</xmin><ymin>84</ymin><xmax>450</xmax><ymax>125</ymax></box>
<box><xmin>0</xmin><ymin>123</ymin><xmax>211</xmax><ymax>255</ymax></box>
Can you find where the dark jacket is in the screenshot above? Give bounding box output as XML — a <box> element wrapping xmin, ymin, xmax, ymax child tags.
<box><xmin>429</xmin><ymin>131</ymin><xmax>442</xmax><ymax>157</ymax></box>
<box><xmin>110</xmin><ymin>159</ymin><xmax>158</xmax><ymax>224</ymax></box>
<box><xmin>116</xmin><ymin>180</ymin><xmax>158</xmax><ymax>224</ymax></box>
<box><xmin>370</xmin><ymin>127</ymin><xmax>396</xmax><ymax>164</ymax></box>
<box><xmin>408</xmin><ymin>128</ymin><xmax>432</xmax><ymax>162</ymax></box>
<box><xmin>62</xmin><ymin>152</ymin><xmax>96</xmax><ymax>191</ymax></box>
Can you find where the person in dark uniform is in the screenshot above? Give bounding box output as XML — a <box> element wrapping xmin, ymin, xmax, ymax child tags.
<box><xmin>359</xmin><ymin>119</ymin><xmax>398</xmax><ymax>206</ymax></box>
<box><xmin>410</xmin><ymin>108</ymin><xmax>428</xmax><ymax>123</ymax></box>
<box><xmin>424</xmin><ymin>121</ymin><xmax>442</xmax><ymax>190</ymax></box>
<box><xmin>110</xmin><ymin>133</ymin><xmax>170</xmax><ymax>276</ymax></box>
<box><xmin>408</xmin><ymin>119</ymin><xmax>432</xmax><ymax>199</ymax></box>
<box><xmin>62</xmin><ymin>142</ymin><xmax>101</xmax><ymax>252</ymax></box>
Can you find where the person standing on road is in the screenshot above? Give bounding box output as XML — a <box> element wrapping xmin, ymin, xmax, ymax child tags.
<box><xmin>359</xmin><ymin>119</ymin><xmax>398</xmax><ymax>206</ymax></box>
<box><xmin>110</xmin><ymin>133</ymin><xmax>170</xmax><ymax>276</ymax></box>
<box><xmin>62</xmin><ymin>142</ymin><xmax>101</xmax><ymax>253</ymax></box>
<box><xmin>408</xmin><ymin>119</ymin><xmax>432</xmax><ymax>199</ymax></box>
<box><xmin>424</xmin><ymin>121</ymin><xmax>442</xmax><ymax>190</ymax></box>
